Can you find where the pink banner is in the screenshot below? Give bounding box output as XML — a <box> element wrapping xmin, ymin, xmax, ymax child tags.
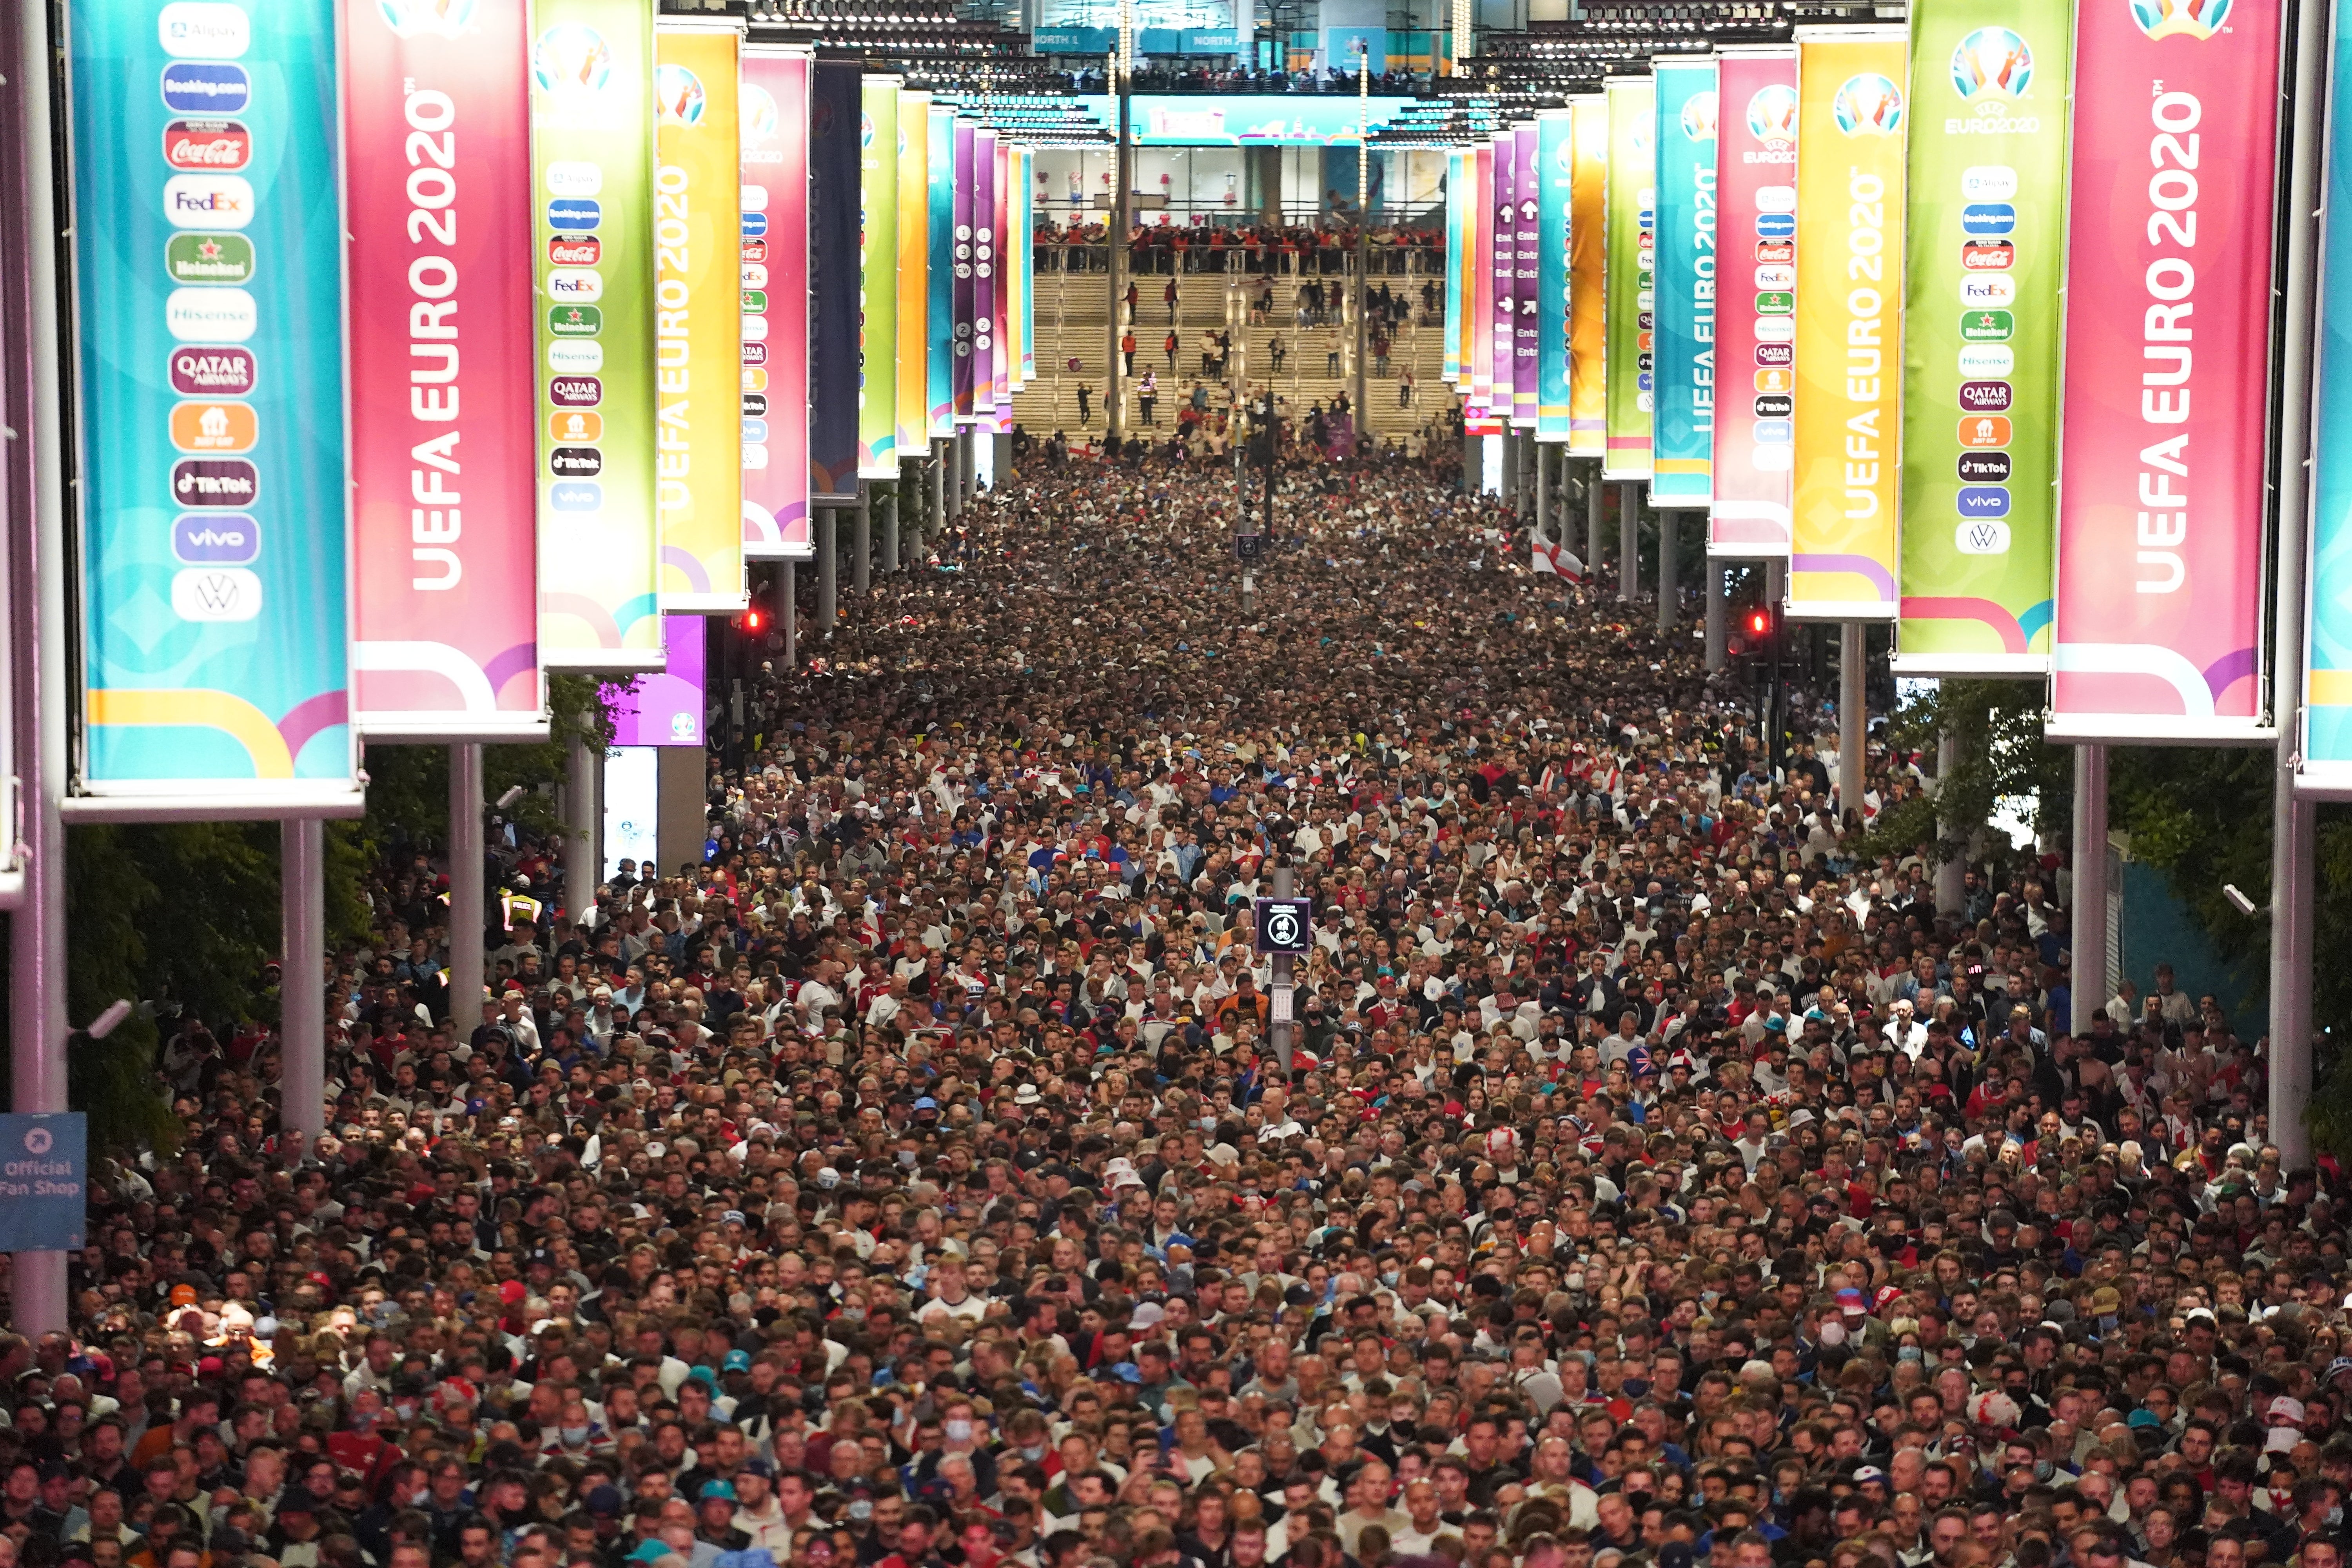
<box><xmin>742</xmin><ymin>48</ymin><xmax>811</xmax><ymax>559</ymax></box>
<box><xmin>992</xmin><ymin>135</ymin><xmax>1013</xmax><ymax>432</ymax></box>
<box><xmin>2050</xmin><ymin>0</ymin><xmax>2279</xmax><ymax>739</ymax></box>
<box><xmin>603</xmin><ymin>614</ymin><xmax>707</xmax><ymax>747</ymax></box>
<box><xmin>1709</xmin><ymin>47</ymin><xmax>1799</xmax><ymax>557</ymax></box>
<box><xmin>344</xmin><ymin>0</ymin><xmax>541</xmax><ymax>736</ymax></box>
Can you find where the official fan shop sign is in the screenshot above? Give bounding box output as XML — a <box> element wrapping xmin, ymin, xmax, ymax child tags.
<box><xmin>0</xmin><ymin>1115</ymin><xmax>87</xmax><ymax>1252</ymax></box>
<box><xmin>67</xmin><ymin>0</ymin><xmax>358</xmax><ymax>806</ymax></box>
<box><xmin>344</xmin><ymin>0</ymin><xmax>544</xmax><ymax>738</ymax></box>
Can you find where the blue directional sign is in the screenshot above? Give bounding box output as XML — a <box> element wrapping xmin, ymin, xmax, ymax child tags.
<box><xmin>0</xmin><ymin>1114</ymin><xmax>88</xmax><ymax>1251</ymax></box>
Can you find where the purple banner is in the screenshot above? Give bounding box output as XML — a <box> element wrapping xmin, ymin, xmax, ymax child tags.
<box><xmin>972</xmin><ymin>129</ymin><xmax>998</xmax><ymax>417</ymax></box>
<box><xmin>603</xmin><ymin>614</ymin><xmax>707</xmax><ymax>747</ymax></box>
<box><xmin>952</xmin><ymin>121</ymin><xmax>975</xmax><ymax>417</ymax></box>
<box><xmin>1513</xmin><ymin>121</ymin><xmax>1541</xmax><ymax>426</ymax></box>
<box><xmin>809</xmin><ymin>60</ymin><xmax>860</xmax><ymax>500</ymax></box>
<box><xmin>1490</xmin><ymin>131</ymin><xmax>1515</xmax><ymax>407</ymax></box>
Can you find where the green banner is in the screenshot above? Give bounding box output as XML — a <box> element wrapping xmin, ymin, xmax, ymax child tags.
<box><xmin>1895</xmin><ymin>0</ymin><xmax>2072</xmax><ymax>673</ymax></box>
<box><xmin>858</xmin><ymin>77</ymin><xmax>899</xmax><ymax>477</ymax></box>
<box><xmin>1603</xmin><ymin>79</ymin><xmax>1655</xmax><ymax>480</ymax></box>
<box><xmin>534</xmin><ymin>0</ymin><xmax>664</xmax><ymax>669</ymax></box>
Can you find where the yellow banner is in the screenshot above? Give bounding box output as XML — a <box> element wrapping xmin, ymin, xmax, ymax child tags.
<box><xmin>1789</xmin><ymin>26</ymin><xmax>1907</xmax><ymax>620</ymax></box>
<box><xmin>1568</xmin><ymin>95</ymin><xmax>1608</xmax><ymax>457</ymax></box>
<box><xmin>654</xmin><ymin>22</ymin><xmax>746</xmax><ymax>612</ymax></box>
<box><xmin>896</xmin><ymin>88</ymin><xmax>930</xmax><ymax>458</ymax></box>
<box><xmin>1458</xmin><ymin>150</ymin><xmax>1480</xmax><ymax>392</ymax></box>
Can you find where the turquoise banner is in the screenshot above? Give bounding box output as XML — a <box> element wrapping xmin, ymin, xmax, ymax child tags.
<box><xmin>927</xmin><ymin>105</ymin><xmax>955</xmax><ymax>436</ymax></box>
<box><xmin>1650</xmin><ymin>56</ymin><xmax>1717</xmax><ymax>506</ymax></box>
<box><xmin>67</xmin><ymin>0</ymin><xmax>356</xmax><ymax>802</ymax></box>
<box><xmin>1536</xmin><ymin>111</ymin><xmax>1573</xmax><ymax>441</ymax></box>
<box><xmin>1443</xmin><ymin>150</ymin><xmax>1463</xmax><ymax>384</ymax></box>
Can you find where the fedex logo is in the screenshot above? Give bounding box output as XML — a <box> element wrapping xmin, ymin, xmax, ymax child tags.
<box><xmin>164</xmin><ymin>174</ymin><xmax>253</xmax><ymax>229</ymax></box>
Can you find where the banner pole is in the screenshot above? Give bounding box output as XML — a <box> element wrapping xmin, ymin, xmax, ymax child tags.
<box><xmin>2269</xmin><ymin>0</ymin><xmax>2331</xmax><ymax>1167</ymax></box>
<box><xmin>1657</xmin><ymin>512</ymin><xmax>1679</xmax><ymax>631</ymax></box>
<box><xmin>1706</xmin><ymin>566</ymin><xmax>1727</xmax><ymax>672</ymax></box>
<box><xmin>1839</xmin><ymin>623</ymin><xmax>1866</xmax><ymax>822</ymax></box>
<box><xmin>1618</xmin><ymin>482</ymin><xmax>1639</xmax><ymax>603</ymax></box>
<box><xmin>2073</xmin><ymin>744</ymin><xmax>2111</xmax><ymax>1015</ymax></box>
<box><xmin>1586</xmin><ymin>462</ymin><xmax>1604</xmax><ymax>593</ymax></box>
<box><xmin>780</xmin><ymin>562</ymin><xmax>798</xmax><ymax>667</ymax></box>
<box><xmin>566</xmin><ymin>732</ymin><xmax>599</xmax><ymax>926</ymax></box>
<box><xmin>448</xmin><ymin>745</ymin><xmax>486</xmax><ymax>1037</ymax></box>
<box><xmin>280</xmin><ymin>820</ymin><xmax>325</xmax><ymax>1144</ymax></box>
<box><xmin>6</xmin><ymin>0</ymin><xmax>72</xmax><ymax>1338</ymax></box>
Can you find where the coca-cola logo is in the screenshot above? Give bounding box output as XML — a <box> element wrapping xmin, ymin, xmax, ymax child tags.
<box><xmin>163</xmin><ymin>118</ymin><xmax>250</xmax><ymax>171</ymax></box>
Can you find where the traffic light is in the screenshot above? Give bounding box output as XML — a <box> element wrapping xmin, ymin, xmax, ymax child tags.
<box><xmin>740</xmin><ymin>607</ymin><xmax>765</xmax><ymax>635</ymax></box>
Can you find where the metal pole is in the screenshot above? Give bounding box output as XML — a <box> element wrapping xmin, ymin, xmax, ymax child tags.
<box><xmin>448</xmin><ymin>744</ymin><xmax>485</xmax><ymax>1036</ymax></box>
<box><xmin>1499</xmin><ymin>429</ymin><xmax>1518</xmax><ymax>507</ymax></box>
<box><xmin>1839</xmin><ymin>622</ymin><xmax>1866</xmax><ymax>822</ymax></box>
<box><xmin>1270</xmin><ymin>863</ymin><xmax>1296</xmax><ymax>1086</ymax></box>
<box><xmin>1534</xmin><ymin>442</ymin><xmax>1551</xmax><ymax>547</ymax></box>
<box><xmin>1705</xmin><ymin>564</ymin><xmax>1727</xmax><ymax>672</ymax></box>
<box><xmin>1111</xmin><ymin>22</ymin><xmax>1133</xmax><ymax>443</ymax></box>
<box><xmin>2073</xmin><ymin>744</ymin><xmax>2111</xmax><ymax>1020</ymax></box>
<box><xmin>1354</xmin><ymin>46</ymin><xmax>1369</xmax><ymax>439</ymax></box>
<box><xmin>853</xmin><ymin>485</ymin><xmax>872</xmax><ymax>595</ymax></box>
<box><xmin>1462</xmin><ymin>421</ymin><xmax>1477</xmax><ymax>492</ymax></box>
<box><xmin>884</xmin><ymin>475</ymin><xmax>902</xmax><ymax>573</ymax></box>
<box><xmin>779</xmin><ymin>559</ymin><xmax>798</xmax><ymax>667</ymax></box>
<box><xmin>959</xmin><ymin>429</ymin><xmax>976</xmax><ymax>509</ymax></box>
<box><xmin>1617</xmin><ymin>482</ymin><xmax>1639</xmax><ymax>603</ymax></box>
<box><xmin>818</xmin><ymin>507</ymin><xmax>839</xmax><ymax>631</ymax></box>
<box><xmin>933</xmin><ymin>444</ymin><xmax>947</xmax><ymax>539</ymax></box>
<box><xmin>5</xmin><ymin>0</ymin><xmax>72</xmax><ymax>1338</ymax></box>
<box><xmin>1585</xmin><ymin>461</ymin><xmax>1604</xmax><ymax>588</ymax></box>
<box><xmin>1656</xmin><ymin>510</ymin><xmax>1679</xmax><ymax>631</ymax></box>
<box><xmin>280</xmin><ymin>820</ymin><xmax>325</xmax><ymax>1143</ymax></box>
<box><xmin>1935</xmin><ymin>731</ymin><xmax>1966</xmax><ymax>916</ymax></box>
<box><xmin>2269</xmin><ymin>0</ymin><xmax>2329</xmax><ymax>1168</ymax></box>
<box><xmin>566</xmin><ymin>731</ymin><xmax>599</xmax><ymax>925</ymax></box>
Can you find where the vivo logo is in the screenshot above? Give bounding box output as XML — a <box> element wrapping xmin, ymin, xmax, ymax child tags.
<box><xmin>1956</xmin><ymin>485</ymin><xmax>2012</xmax><ymax>517</ymax></box>
<box><xmin>171</xmin><ymin>511</ymin><xmax>259</xmax><ymax>563</ymax></box>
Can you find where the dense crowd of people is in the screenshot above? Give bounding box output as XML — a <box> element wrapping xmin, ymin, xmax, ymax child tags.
<box><xmin>0</xmin><ymin>447</ymin><xmax>2320</xmax><ymax>1568</ymax></box>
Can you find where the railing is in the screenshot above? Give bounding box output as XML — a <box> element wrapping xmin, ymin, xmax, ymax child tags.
<box><xmin>1034</xmin><ymin>241</ymin><xmax>1445</xmax><ymax>276</ymax></box>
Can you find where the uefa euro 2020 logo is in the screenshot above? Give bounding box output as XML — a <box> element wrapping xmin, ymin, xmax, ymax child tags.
<box><xmin>1833</xmin><ymin>74</ymin><xmax>1905</xmax><ymax>135</ymax></box>
<box><xmin>741</xmin><ymin>84</ymin><xmax>780</xmax><ymax>148</ymax></box>
<box><xmin>655</xmin><ymin>64</ymin><xmax>707</xmax><ymax>126</ymax></box>
<box><xmin>2131</xmin><ymin>0</ymin><xmax>2232</xmax><ymax>38</ymax></box>
<box><xmin>1951</xmin><ymin>27</ymin><xmax>2033</xmax><ymax>98</ymax></box>
<box><xmin>377</xmin><ymin>0</ymin><xmax>477</xmax><ymax>36</ymax></box>
<box><xmin>1680</xmin><ymin>90</ymin><xmax>1718</xmax><ymax>143</ymax></box>
<box><xmin>1745</xmin><ymin>84</ymin><xmax>1798</xmax><ymax>145</ymax></box>
<box><xmin>532</xmin><ymin>22</ymin><xmax>612</xmax><ymax>99</ymax></box>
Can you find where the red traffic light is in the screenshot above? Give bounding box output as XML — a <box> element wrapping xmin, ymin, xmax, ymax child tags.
<box><xmin>1748</xmin><ymin>610</ymin><xmax>1770</xmax><ymax>636</ymax></box>
<box><xmin>743</xmin><ymin>608</ymin><xmax>765</xmax><ymax>633</ymax></box>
